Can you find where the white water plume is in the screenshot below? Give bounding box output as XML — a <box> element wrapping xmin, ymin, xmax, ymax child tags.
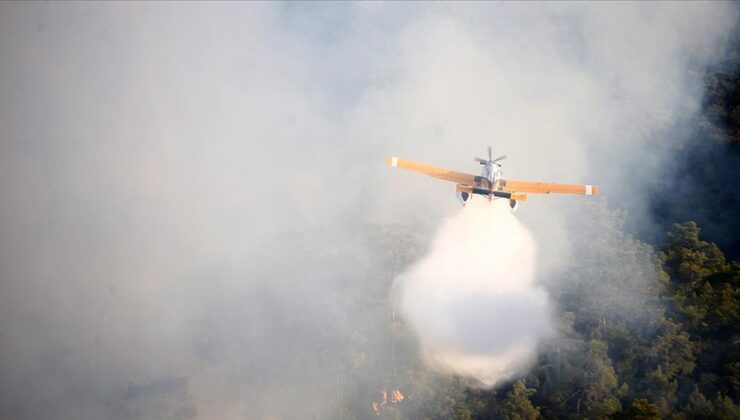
<box><xmin>398</xmin><ymin>198</ymin><xmax>553</xmax><ymax>387</ymax></box>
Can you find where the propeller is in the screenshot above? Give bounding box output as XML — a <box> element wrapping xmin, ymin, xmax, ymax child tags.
<box><xmin>475</xmin><ymin>146</ymin><xmax>506</xmax><ymax>165</ymax></box>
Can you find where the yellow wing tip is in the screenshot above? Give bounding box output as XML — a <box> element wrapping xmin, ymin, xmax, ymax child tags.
<box><xmin>386</xmin><ymin>155</ymin><xmax>399</xmax><ymax>167</ymax></box>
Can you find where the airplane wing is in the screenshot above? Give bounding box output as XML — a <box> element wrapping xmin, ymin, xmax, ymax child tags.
<box><xmin>386</xmin><ymin>156</ymin><xmax>477</xmax><ymax>185</ymax></box>
<box><xmin>501</xmin><ymin>179</ymin><xmax>598</xmax><ymax>195</ymax></box>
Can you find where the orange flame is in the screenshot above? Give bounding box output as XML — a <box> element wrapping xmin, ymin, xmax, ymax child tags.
<box><xmin>372</xmin><ymin>388</ymin><xmax>408</xmax><ymax>414</ymax></box>
<box><xmin>391</xmin><ymin>389</ymin><xmax>404</xmax><ymax>403</ymax></box>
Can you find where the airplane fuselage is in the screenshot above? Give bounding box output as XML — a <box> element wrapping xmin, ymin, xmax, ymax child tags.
<box><xmin>480</xmin><ymin>163</ymin><xmax>502</xmax><ymax>188</ymax></box>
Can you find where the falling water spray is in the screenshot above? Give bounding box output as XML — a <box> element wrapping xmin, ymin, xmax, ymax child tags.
<box><xmin>397</xmin><ymin>198</ymin><xmax>554</xmax><ymax>387</ymax></box>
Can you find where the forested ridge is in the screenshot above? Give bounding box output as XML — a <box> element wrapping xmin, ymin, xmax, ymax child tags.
<box><xmin>106</xmin><ymin>175</ymin><xmax>739</xmax><ymax>419</ymax></box>
<box><xmin>4</xmin><ymin>4</ymin><xmax>740</xmax><ymax>420</ymax></box>
<box><xmin>94</xmin><ymin>25</ymin><xmax>740</xmax><ymax>420</ymax></box>
<box><xmin>350</xmin><ymin>205</ymin><xmax>738</xmax><ymax>420</ymax></box>
<box><xmin>329</xmin><ymin>32</ymin><xmax>740</xmax><ymax>420</ymax></box>
<box><xmin>650</xmin><ymin>27</ymin><xmax>740</xmax><ymax>260</ymax></box>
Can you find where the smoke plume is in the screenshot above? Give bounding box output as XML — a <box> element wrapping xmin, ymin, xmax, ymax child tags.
<box><xmin>1</xmin><ymin>2</ymin><xmax>738</xmax><ymax>419</ymax></box>
<box><xmin>399</xmin><ymin>198</ymin><xmax>553</xmax><ymax>387</ymax></box>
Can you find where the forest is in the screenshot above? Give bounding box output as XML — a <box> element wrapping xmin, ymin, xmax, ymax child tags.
<box><xmin>112</xmin><ymin>24</ymin><xmax>740</xmax><ymax>420</ymax></box>
<box><xmin>341</xmin><ymin>209</ymin><xmax>737</xmax><ymax>419</ymax></box>
<box><xmin>3</xmin><ymin>4</ymin><xmax>739</xmax><ymax>420</ymax></box>
<box><xmin>320</xmin><ymin>28</ymin><xmax>740</xmax><ymax>420</ymax></box>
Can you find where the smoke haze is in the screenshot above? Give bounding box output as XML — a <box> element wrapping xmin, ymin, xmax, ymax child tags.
<box><xmin>0</xmin><ymin>2</ymin><xmax>737</xmax><ymax>419</ymax></box>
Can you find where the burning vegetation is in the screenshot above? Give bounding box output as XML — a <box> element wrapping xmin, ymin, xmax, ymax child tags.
<box><xmin>371</xmin><ymin>389</ymin><xmax>410</xmax><ymax>416</ymax></box>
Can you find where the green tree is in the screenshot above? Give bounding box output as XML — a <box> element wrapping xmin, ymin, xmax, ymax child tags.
<box><xmin>659</xmin><ymin>222</ymin><xmax>739</xmax><ymax>405</ymax></box>
<box><xmin>578</xmin><ymin>340</ymin><xmax>623</xmax><ymax>418</ymax></box>
<box><xmin>663</xmin><ymin>222</ymin><xmax>727</xmax><ymax>293</ymax></box>
<box><xmin>684</xmin><ymin>387</ymin><xmax>714</xmax><ymax>419</ymax></box>
<box><xmin>621</xmin><ymin>399</ymin><xmax>660</xmax><ymax>420</ymax></box>
<box><xmin>500</xmin><ymin>380</ymin><xmax>540</xmax><ymax>420</ymax></box>
<box><xmin>640</xmin><ymin>318</ymin><xmax>695</xmax><ymax>413</ymax></box>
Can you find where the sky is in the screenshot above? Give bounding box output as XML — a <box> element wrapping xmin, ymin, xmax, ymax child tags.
<box><xmin>0</xmin><ymin>2</ymin><xmax>737</xmax><ymax>419</ymax></box>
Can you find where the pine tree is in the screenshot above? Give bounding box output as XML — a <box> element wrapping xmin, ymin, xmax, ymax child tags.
<box><xmin>621</xmin><ymin>399</ymin><xmax>660</xmax><ymax>420</ymax></box>
<box><xmin>500</xmin><ymin>380</ymin><xmax>540</xmax><ymax>420</ymax></box>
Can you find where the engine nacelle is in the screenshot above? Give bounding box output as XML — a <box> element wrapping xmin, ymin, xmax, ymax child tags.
<box><xmin>456</xmin><ymin>190</ymin><xmax>471</xmax><ymax>205</ymax></box>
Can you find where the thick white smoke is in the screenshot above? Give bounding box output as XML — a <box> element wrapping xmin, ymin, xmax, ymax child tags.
<box><xmin>399</xmin><ymin>198</ymin><xmax>553</xmax><ymax>387</ymax></box>
<box><xmin>1</xmin><ymin>3</ymin><xmax>737</xmax><ymax>418</ymax></box>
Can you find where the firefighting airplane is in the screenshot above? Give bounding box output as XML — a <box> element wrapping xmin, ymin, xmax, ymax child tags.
<box><xmin>386</xmin><ymin>147</ymin><xmax>598</xmax><ymax>211</ymax></box>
